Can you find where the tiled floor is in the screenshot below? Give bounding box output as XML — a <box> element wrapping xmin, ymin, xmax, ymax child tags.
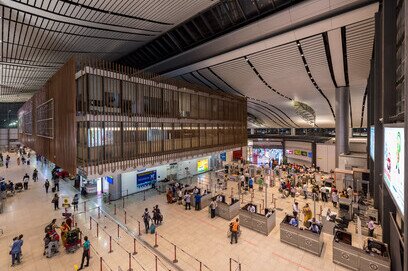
<box><xmin>0</xmin><ymin>155</ymin><xmax>381</xmax><ymax>271</ymax></box>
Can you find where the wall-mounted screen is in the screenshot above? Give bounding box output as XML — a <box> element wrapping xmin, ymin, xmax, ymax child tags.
<box><xmin>370</xmin><ymin>126</ymin><xmax>375</xmax><ymax>160</ymax></box>
<box><xmin>197</xmin><ymin>159</ymin><xmax>209</xmax><ymax>173</ymax></box>
<box><xmin>137</xmin><ymin>170</ymin><xmax>156</xmax><ymax>189</ymax></box>
<box><xmin>106</xmin><ymin>176</ymin><xmax>113</xmax><ymax>184</ymax></box>
<box><xmin>383</xmin><ymin>127</ymin><xmax>404</xmax><ymax>215</ymax></box>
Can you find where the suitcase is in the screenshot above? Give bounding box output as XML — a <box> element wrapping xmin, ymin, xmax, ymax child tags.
<box><xmin>150</xmin><ymin>223</ymin><xmax>156</xmax><ymax>234</ymax></box>
<box><xmin>52</xmin><ymin>187</ymin><xmax>56</xmax><ymax>193</ymax></box>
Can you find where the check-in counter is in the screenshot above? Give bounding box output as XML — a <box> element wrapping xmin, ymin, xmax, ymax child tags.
<box><xmin>333</xmin><ymin>231</ymin><xmax>390</xmax><ymax>271</ymax></box>
<box><xmin>157</xmin><ymin>179</ymin><xmax>175</xmax><ymax>193</ymax></box>
<box><xmin>239</xmin><ymin>204</ymin><xmax>276</xmax><ymax>236</ymax></box>
<box><xmin>280</xmin><ymin>215</ymin><xmax>324</xmax><ymax>256</ymax></box>
<box><xmin>215</xmin><ymin>197</ymin><xmax>240</xmax><ymax>220</ymax></box>
<box><xmin>191</xmin><ymin>192</ymin><xmax>213</xmax><ymax>209</ymax></box>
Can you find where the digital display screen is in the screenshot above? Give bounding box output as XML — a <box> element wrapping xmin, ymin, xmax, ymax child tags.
<box><xmin>197</xmin><ymin>159</ymin><xmax>209</xmax><ymax>173</ymax></box>
<box><xmin>383</xmin><ymin>127</ymin><xmax>404</xmax><ymax>215</ymax></box>
<box><xmin>106</xmin><ymin>176</ymin><xmax>113</xmax><ymax>184</ymax></box>
<box><xmin>370</xmin><ymin>126</ymin><xmax>375</xmax><ymax>160</ymax></box>
<box><xmin>137</xmin><ymin>170</ymin><xmax>157</xmax><ymax>188</ymax></box>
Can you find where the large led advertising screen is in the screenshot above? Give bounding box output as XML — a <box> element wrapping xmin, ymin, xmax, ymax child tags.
<box><xmin>383</xmin><ymin>127</ymin><xmax>404</xmax><ymax>215</ymax></box>
<box><xmin>197</xmin><ymin>159</ymin><xmax>209</xmax><ymax>173</ymax></box>
<box><xmin>370</xmin><ymin>126</ymin><xmax>375</xmax><ymax>160</ymax></box>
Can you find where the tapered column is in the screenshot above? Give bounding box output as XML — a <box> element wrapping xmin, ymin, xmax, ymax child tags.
<box><xmin>109</xmin><ymin>174</ymin><xmax>122</xmax><ymax>201</ymax></box>
<box><xmin>335</xmin><ymin>86</ymin><xmax>350</xmax><ymax>166</ymax></box>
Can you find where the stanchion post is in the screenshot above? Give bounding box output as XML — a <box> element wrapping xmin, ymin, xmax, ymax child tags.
<box><xmin>109</xmin><ymin>235</ymin><xmax>113</xmax><ymax>253</ymax></box>
<box><xmin>84</xmin><ymin>201</ymin><xmax>87</xmax><ymax>213</ymax></box>
<box><xmin>98</xmin><ymin>206</ymin><xmax>101</xmax><ymax>219</ymax></box>
<box><xmin>155</xmin><ymin>255</ymin><xmax>158</xmax><ymax>271</ymax></box>
<box><xmin>143</xmin><ymin>190</ymin><xmax>146</xmax><ymax>201</ymax></box>
<box><xmin>125</xmin><ymin>210</ymin><xmax>127</xmax><ymax>224</ymax></box>
<box><xmin>173</xmin><ymin>244</ymin><xmax>178</xmax><ymax>263</ymax></box>
<box><xmin>133</xmin><ymin>238</ymin><xmax>137</xmax><ymax>255</ymax></box>
<box><xmin>89</xmin><ymin>217</ymin><xmax>92</xmax><ymax>230</ymax></box>
<box><xmin>122</xmin><ymin>197</ymin><xmax>125</xmax><ymax>208</ymax></box>
<box><xmin>128</xmin><ymin>252</ymin><xmax>132</xmax><ymax>271</ymax></box>
<box><xmin>108</xmin><ymin>193</ymin><xmax>111</xmax><ymax>205</ymax></box>
<box><xmin>114</xmin><ymin>204</ymin><xmax>117</xmax><ymax>215</ymax></box>
<box><xmin>199</xmin><ymin>261</ymin><xmax>202</xmax><ymax>271</ymax></box>
<box><xmin>96</xmin><ymin>222</ymin><xmax>99</xmax><ymax>237</ymax></box>
<box><xmin>117</xmin><ymin>224</ymin><xmax>120</xmax><ymax>238</ymax></box>
<box><xmin>138</xmin><ymin>221</ymin><xmax>141</xmax><ymax>236</ymax></box>
<box><xmin>154</xmin><ymin>232</ymin><xmax>158</xmax><ymax>247</ymax></box>
<box><xmin>100</xmin><ymin>256</ymin><xmax>102</xmax><ymax>271</ymax></box>
<box><xmin>230</xmin><ymin>258</ymin><xmax>232</xmax><ymax>271</ymax></box>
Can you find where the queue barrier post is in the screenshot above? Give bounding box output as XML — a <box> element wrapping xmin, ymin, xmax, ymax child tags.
<box><xmin>89</xmin><ymin>217</ymin><xmax>92</xmax><ymax>230</ymax></box>
<box><xmin>128</xmin><ymin>252</ymin><xmax>132</xmax><ymax>271</ymax></box>
<box><xmin>199</xmin><ymin>261</ymin><xmax>202</xmax><ymax>271</ymax></box>
<box><xmin>114</xmin><ymin>204</ymin><xmax>117</xmax><ymax>215</ymax></box>
<box><xmin>98</xmin><ymin>206</ymin><xmax>101</xmax><ymax>219</ymax></box>
<box><xmin>100</xmin><ymin>256</ymin><xmax>103</xmax><ymax>271</ymax></box>
<box><xmin>96</xmin><ymin>222</ymin><xmax>99</xmax><ymax>237</ymax></box>
<box><xmin>109</xmin><ymin>235</ymin><xmax>113</xmax><ymax>253</ymax></box>
<box><xmin>122</xmin><ymin>197</ymin><xmax>125</xmax><ymax>209</ymax></box>
<box><xmin>138</xmin><ymin>221</ymin><xmax>141</xmax><ymax>236</ymax></box>
<box><xmin>154</xmin><ymin>231</ymin><xmax>158</xmax><ymax>247</ymax></box>
<box><xmin>229</xmin><ymin>258</ymin><xmax>232</xmax><ymax>271</ymax></box>
<box><xmin>239</xmin><ymin>262</ymin><xmax>242</xmax><ymax>271</ymax></box>
<box><xmin>84</xmin><ymin>201</ymin><xmax>87</xmax><ymax>213</ymax></box>
<box><xmin>125</xmin><ymin>210</ymin><xmax>127</xmax><ymax>224</ymax></box>
<box><xmin>133</xmin><ymin>238</ymin><xmax>137</xmax><ymax>255</ymax></box>
<box><xmin>173</xmin><ymin>244</ymin><xmax>178</xmax><ymax>263</ymax></box>
<box><xmin>117</xmin><ymin>224</ymin><xmax>120</xmax><ymax>238</ymax></box>
<box><xmin>143</xmin><ymin>190</ymin><xmax>146</xmax><ymax>201</ymax></box>
<box><xmin>155</xmin><ymin>255</ymin><xmax>158</xmax><ymax>271</ymax></box>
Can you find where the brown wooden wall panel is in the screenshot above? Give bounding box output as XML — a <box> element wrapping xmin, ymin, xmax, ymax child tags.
<box><xmin>18</xmin><ymin>58</ymin><xmax>77</xmax><ymax>175</ymax></box>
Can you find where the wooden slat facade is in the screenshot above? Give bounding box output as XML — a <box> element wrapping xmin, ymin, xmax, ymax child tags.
<box><xmin>18</xmin><ymin>59</ymin><xmax>77</xmax><ymax>174</ymax></box>
<box><xmin>19</xmin><ymin>58</ymin><xmax>247</xmax><ymax>177</ymax></box>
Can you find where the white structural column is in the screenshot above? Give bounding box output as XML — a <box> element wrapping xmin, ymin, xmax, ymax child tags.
<box><xmin>109</xmin><ymin>174</ymin><xmax>122</xmax><ymax>201</ymax></box>
<box><xmin>335</xmin><ymin>86</ymin><xmax>350</xmax><ymax>166</ymax></box>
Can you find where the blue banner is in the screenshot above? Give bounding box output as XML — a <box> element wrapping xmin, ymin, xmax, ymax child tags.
<box><xmin>220</xmin><ymin>152</ymin><xmax>226</xmax><ymax>161</ymax></box>
<box><xmin>137</xmin><ymin>170</ymin><xmax>156</xmax><ymax>188</ymax></box>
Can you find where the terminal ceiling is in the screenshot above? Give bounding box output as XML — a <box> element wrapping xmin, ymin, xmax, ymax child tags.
<box><xmin>0</xmin><ymin>0</ymin><xmax>378</xmax><ymax>129</ymax></box>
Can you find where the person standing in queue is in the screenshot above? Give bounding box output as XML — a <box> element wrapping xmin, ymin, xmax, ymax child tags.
<box><xmin>194</xmin><ymin>193</ymin><xmax>202</xmax><ymax>211</ymax></box>
<box><xmin>210</xmin><ymin>199</ymin><xmax>217</xmax><ymax>218</ymax></box>
<box><xmin>142</xmin><ymin>208</ymin><xmax>151</xmax><ymax>234</ymax></box>
<box><xmin>292</xmin><ymin>202</ymin><xmax>299</xmax><ymax>217</ymax></box>
<box><xmin>78</xmin><ymin>236</ymin><xmax>90</xmax><ymax>270</ymax></box>
<box><xmin>44</xmin><ymin>179</ymin><xmax>50</xmax><ymax>194</ymax></box>
<box><xmin>32</xmin><ymin>169</ymin><xmax>38</xmax><ymax>182</ymax></box>
<box><xmin>72</xmin><ymin>194</ymin><xmax>79</xmax><ymax>211</ymax></box>
<box><xmin>184</xmin><ymin>193</ymin><xmax>191</xmax><ymax>210</ymax></box>
<box><xmin>230</xmin><ymin>218</ymin><xmax>240</xmax><ymax>244</ymax></box>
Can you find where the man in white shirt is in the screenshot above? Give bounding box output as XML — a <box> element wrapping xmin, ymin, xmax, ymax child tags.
<box><xmin>303</xmin><ymin>183</ymin><xmax>308</xmax><ymax>199</ymax></box>
<box><xmin>292</xmin><ymin>202</ymin><xmax>299</xmax><ymax>217</ymax></box>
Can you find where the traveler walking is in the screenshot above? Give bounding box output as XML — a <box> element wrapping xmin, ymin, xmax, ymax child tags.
<box><xmin>142</xmin><ymin>208</ymin><xmax>151</xmax><ymax>234</ymax></box>
<box><xmin>44</xmin><ymin>179</ymin><xmax>50</xmax><ymax>194</ymax></box>
<box><xmin>32</xmin><ymin>169</ymin><xmax>38</xmax><ymax>182</ymax></box>
<box><xmin>54</xmin><ymin>178</ymin><xmax>60</xmax><ymax>192</ymax></box>
<box><xmin>230</xmin><ymin>218</ymin><xmax>240</xmax><ymax>244</ymax></box>
<box><xmin>52</xmin><ymin>194</ymin><xmax>60</xmax><ymax>210</ymax></box>
<box><xmin>331</xmin><ymin>190</ymin><xmax>339</xmax><ymax>208</ymax></box>
<box><xmin>10</xmin><ymin>236</ymin><xmax>23</xmax><ymax>266</ymax></box>
<box><xmin>23</xmin><ymin>173</ymin><xmax>29</xmax><ymax>190</ymax></box>
<box><xmin>72</xmin><ymin>194</ymin><xmax>79</xmax><ymax>211</ymax></box>
<box><xmin>78</xmin><ymin>236</ymin><xmax>90</xmax><ymax>270</ymax></box>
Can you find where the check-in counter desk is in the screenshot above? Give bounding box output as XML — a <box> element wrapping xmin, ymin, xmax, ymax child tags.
<box><xmin>215</xmin><ymin>197</ymin><xmax>240</xmax><ymax>220</ymax></box>
<box><xmin>200</xmin><ymin>192</ymin><xmax>213</xmax><ymax>209</ymax></box>
<box><xmin>332</xmin><ymin>232</ymin><xmax>390</xmax><ymax>271</ymax></box>
<box><xmin>280</xmin><ymin>215</ymin><xmax>324</xmax><ymax>256</ymax></box>
<box><xmin>239</xmin><ymin>204</ymin><xmax>276</xmax><ymax>236</ymax></box>
<box><xmin>157</xmin><ymin>180</ymin><xmax>175</xmax><ymax>193</ymax></box>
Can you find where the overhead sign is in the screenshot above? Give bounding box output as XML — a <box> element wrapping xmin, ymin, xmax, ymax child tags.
<box><xmin>220</xmin><ymin>152</ymin><xmax>226</xmax><ymax>161</ymax></box>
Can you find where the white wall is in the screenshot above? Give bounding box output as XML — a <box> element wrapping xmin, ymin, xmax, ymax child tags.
<box><xmin>338</xmin><ymin>153</ymin><xmax>367</xmax><ymax>169</ymax></box>
<box><xmin>176</xmin><ymin>155</ymin><xmax>212</xmax><ymax>179</ymax></box>
<box><xmin>316</xmin><ymin>143</ymin><xmax>336</xmax><ymax>172</ymax></box>
<box><xmin>121</xmin><ymin>164</ymin><xmax>168</xmax><ymax>195</ymax></box>
<box><xmin>285</xmin><ymin>141</ymin><xmax>312</xmax><ymax>163</ymax></box>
